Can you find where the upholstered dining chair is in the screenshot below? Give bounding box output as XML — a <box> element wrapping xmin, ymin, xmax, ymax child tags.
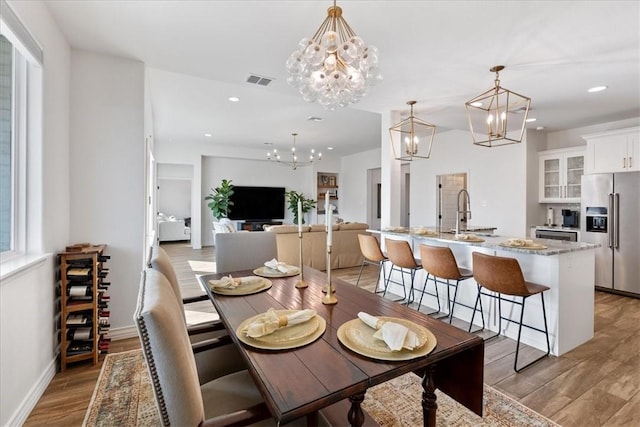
<box><xmin>384</xmin><ymin>238</ymin><xmax>422</xmax><ymax>304</ymax></box>
<box><xmin>147</xmin><ymin>245</ymin><xmax>223</xmax><ymax>333</ymax></box>
<box><xmin>355</xmin><ymin>234</ymin><xmax>389</xmax><ymax>292</ymax></box>
<box><xmin>215</xmin><ymin>231</ymin><xmax>278</xmax><ymax>274</ymax></box>
<box><xmin>470</xmin><ymin>251</ymin><xmax>551</xmax><ymax>372</ymax></box>
<box><xmin>134</xmin><ymin>268</ymin><xmax>272</xmax><ymax>426</ymax></box>
<box><xmin>135</xmin><ymin>268</ymin><xmax>328</xmax><ymax>426</ymax></box>
<box><xmin>418</xmin><ymin>244</ymin><xmax>474</xmax><ymax>322</ymax></box>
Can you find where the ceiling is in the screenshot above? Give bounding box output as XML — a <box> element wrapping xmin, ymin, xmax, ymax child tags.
<box><xmin>43</xmin><ymin>0</ymin><xmax>640</xmax><ymax>158</ymax></box>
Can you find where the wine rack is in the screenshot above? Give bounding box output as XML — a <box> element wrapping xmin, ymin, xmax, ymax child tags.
<box><xmin>58</xmin><ymin>243</ymin><xmax>110</xmax><ymax>371</ymax></box>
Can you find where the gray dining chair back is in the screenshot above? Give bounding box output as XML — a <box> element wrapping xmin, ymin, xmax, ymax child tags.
<box><xmin>134</xmin><ymin>268</ymin><xmax>207</xmax><ymax>425</ymax></box>
<box><xmin>134</xmin><ymin>268</ymin><xmax>272</xmax><ymax>426</ymax></box>
<box><xmin>147</xmin><ymin>245</ymin><xmax>184</xmax><ymax>317</ymax></box>
<box><xmin>215</xmin><ymin>231</ymin><xmax>277</xmax><ymax>274</ymax></box>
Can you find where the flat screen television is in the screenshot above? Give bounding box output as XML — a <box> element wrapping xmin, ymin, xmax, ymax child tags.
<box><xmin>228</xmin><ymin>186</ymin><xmax>286</xmax><ymax>221</ymax></box>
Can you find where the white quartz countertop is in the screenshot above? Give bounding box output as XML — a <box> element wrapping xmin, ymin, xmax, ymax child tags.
<box><xmin>370</xmin><ymin>228</ymin><xmax>599</xmax><ymax>256</ymax></box>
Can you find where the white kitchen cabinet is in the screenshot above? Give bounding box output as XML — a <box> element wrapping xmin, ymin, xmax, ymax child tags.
<box><xmin>539</xmin><ymin>147</ymin><xmax>585</xmax><ymax>203</ymax></box>
<box><xmin>583</xmin><ymin>127</ymin><xmax>640</xmax><ymax>173</ymax></box>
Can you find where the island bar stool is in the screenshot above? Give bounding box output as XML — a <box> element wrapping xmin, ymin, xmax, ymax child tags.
<box><xmin>384</xmin><ymin>238</ymin><xmax>422</xmax><ymax>304</ymax></box>
<box><xmin>470</xmin><ymin>252</ymin><xmax>551</xmax><ymax>372</ymax></box>
<box><xmin>418</xmin><ymin>244</ymin><xmax>474</xmax><ymax>322</ymax></box>
<box><xmin>356</xmin><ymin>234</ymin><xmax>390</xmax><ymax>292</ymax></box>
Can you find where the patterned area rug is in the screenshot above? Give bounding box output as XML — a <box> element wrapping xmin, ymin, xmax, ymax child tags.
<box><xmin>84</xmin><ymin>349</ymin><xmax>559</xmax><ymax>427</ymax></box>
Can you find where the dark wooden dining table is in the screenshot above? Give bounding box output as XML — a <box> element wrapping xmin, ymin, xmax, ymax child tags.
<box><xmin>199</xmin><ymin>266</ymin><xmax>484</xmax><ymax>427</ymax></box>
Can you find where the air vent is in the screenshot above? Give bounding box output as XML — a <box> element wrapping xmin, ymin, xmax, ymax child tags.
<box><xmin>246</xmin><ymin>74</ymin><xmax>274</xmax><ymax>86</ymax></box>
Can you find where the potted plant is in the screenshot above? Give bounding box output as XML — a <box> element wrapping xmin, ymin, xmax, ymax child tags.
<box><xmin>205</xmin><ymin>179</ymin><xmax>234</xmax><ymax>220</ymax></box>
<box><xmin>284</xmin><ymin>190</ymin><xmax>316</xmax><ymax>225</ymax></box>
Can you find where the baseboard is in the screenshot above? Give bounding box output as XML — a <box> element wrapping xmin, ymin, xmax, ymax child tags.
<box><xmin>7</xmin><ymin>358</ymin><xmax>56</xmax><ymax>426</ymax></box>
<box><xmin>109</xmin><ymin>325</ymin><xmax>139</xmax><ymax>341</ymax></box>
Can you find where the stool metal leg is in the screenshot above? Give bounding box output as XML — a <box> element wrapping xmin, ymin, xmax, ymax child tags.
<box><xmin>514</xmin><ymin>293</ymin><xmax>551</xmax><ymax>372</ymax></box>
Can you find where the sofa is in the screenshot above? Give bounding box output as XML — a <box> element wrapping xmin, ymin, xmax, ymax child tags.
<box><xmin>264</xmin><ymin>223</ymin><xmax>369</xmax><ymax>270</ymax></box>
<box><xmin>158</xmin><ymin>217</ymin><xmax>191</xmax><ymax>242</ymax></box>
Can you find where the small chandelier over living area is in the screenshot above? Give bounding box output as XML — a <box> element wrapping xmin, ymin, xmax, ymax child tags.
<box><xmin>465</xmin><ymin>65</ymin><xmax>531</xmax><ymax>147</ymax></box>
<box><xmin>267</xmin><ymin>133</ymin><xmax>321</xmax><ymax>170</ymax></box>
<box><xmin>285</xmin><ymin>0</ymin><xmax>382</xmax><ymax>110</ymax></box>
<box><xmin>389</xmin><ymin>100</ymin><xmax>436</xmax><ymax>161</ymax></box>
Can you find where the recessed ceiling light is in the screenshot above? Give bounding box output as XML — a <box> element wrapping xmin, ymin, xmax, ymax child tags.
<box><xmin>526</xmin><ymin>118</ymin><xmax>537</xmax><ymax>123</ymax></box>
<box><xmin>228</xmin><ymin>96</ymin><xmax>240</xmax><ymax>102</ymax></box>
<box><xmin>327</xmin><ymin>147</ymin><xmax>334</xmax><ymax>150</ymax></box>
<box><xmin>469</xmin><ymin>101</ymin><xmax>483</xmax><ymax>107</ymax></box>
<box><xmin>204</xmin><ymin>133</ymin><xmax>212</xmax><ymax>137</ymax></box>
<box><xmin>588</xmin><ymin>86</ymin><xmax>608</xmax><ymax>93</ymax></box>
<box><xmin>307</xmin><ymin>116</ymin><xmax>324</xmax><ymax>122</ymax></box>
<box><xmin>536</xmin><ymin>126</ymin><xmax>545</xmax><ymax>131</ymax></box>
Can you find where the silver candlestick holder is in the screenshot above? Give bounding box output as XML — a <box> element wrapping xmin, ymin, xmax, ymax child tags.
<box><xmin>322</xmin><ymin>245</ymin><xmax>337</xmax><ymax>305</ymax></box>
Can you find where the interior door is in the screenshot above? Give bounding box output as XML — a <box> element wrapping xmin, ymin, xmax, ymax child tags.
<box><xmin>436</xmin><ymin>173</ymin><xmax>467</xmax><ymax>231</ymax></box>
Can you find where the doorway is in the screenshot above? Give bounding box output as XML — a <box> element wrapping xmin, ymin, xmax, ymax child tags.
<box><xmin>436</xmin><ymin>173</ymin><xmax>467</xmax><ymax>231</ymax></box>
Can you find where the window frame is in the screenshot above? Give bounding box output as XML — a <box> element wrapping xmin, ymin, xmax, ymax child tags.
<box><xmin>0</xmin><ymin>2</ymin><xmax>42</xmax><ymax>265</ymax></box>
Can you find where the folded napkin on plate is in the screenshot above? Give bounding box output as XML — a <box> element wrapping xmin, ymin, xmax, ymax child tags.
<box><xmin>209</xmin><ymin>275</ymin><xmax>242</xmax><ymax>289</ymax></box>
<box><xmin>264</xmin><ymin>258</ymin><xmax>297</xmax><ymax>274</ymax></box>
<box><xmin>243</xmin><ymin>307</ymin><xmax>316</xmax><ymax>338</ymax></box>
<box><xmin>455</xmin><ymin>233</ymin><xmax>477</xmax><ymax>240</ymax></box>
<box><xmin>504</xmin><ymin>238</ymin><xmax>533</xmax><ymax>247</ymax></box>
<box><xmin>358</xmin><ymin>312</ymin><xmax>420</xmax><ymax>351</ymax></box>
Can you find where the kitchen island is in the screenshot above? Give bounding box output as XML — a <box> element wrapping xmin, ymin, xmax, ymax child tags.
<box><xmin>370</xmin><ymin>228</ymin><xmax>598</xmax><ymax>356</ymax></box>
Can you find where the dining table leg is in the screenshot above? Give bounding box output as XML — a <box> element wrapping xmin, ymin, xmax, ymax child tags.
<box><xmin>347</xmin><ymin>391</ymin><xmax>366</xmax><ymax>427</ymax></box>
<box><xmin>422</xmin><ymin>364</ymin><xmax>437</xmax><ymax>427</ymax></box>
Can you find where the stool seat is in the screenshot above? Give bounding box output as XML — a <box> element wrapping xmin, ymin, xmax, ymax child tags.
<box><xmin>384</xmin><ymin>238</ymin><xmax>422</xmax><ymax>303</ymax></box>
<box><xmin>419</xmin><ymin>244</ymin><xmax>475</xmax><ymax>322</ymax></box>
<box><xmin>515</xmin><ymin>281</ymin><xmax>550</xmax><ymax>297</ymax></box>
<box><xmin>470</xmin><ymin>251</ymin><xmax>551</xmax><ymax>373</ymax></box>
<box><xmin>356</xmin><ymin>234</ymin><xmax>390</xmax><ymax>293</ymax></box>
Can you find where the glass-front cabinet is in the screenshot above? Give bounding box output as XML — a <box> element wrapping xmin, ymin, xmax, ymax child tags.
<box><xmin>539</xmin><ymin>147</ymin><xmax>585</xmax><ymax>203</ymax></box>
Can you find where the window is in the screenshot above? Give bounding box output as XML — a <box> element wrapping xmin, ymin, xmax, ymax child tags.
<box><xmin>0</xmin><ymin>0</ymin><xmax>43</xmax><ymax>262</ymax></box>
<box><xmin>0</xmin><ymin>35</ymin><xmax>12</xmax><ymax>252</ymax></box>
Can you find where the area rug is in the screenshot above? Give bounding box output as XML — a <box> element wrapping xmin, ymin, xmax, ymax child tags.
<box><xmin>84</xmin><ymin>349</ymin><xmax>559</xmax><ymax>427</ymax></box>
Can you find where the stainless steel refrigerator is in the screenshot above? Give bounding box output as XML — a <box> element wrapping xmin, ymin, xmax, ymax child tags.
<box><xmin>581</xmin><ymin>172</ymin><xmax>640</xmax><ymax>296</ymax></box>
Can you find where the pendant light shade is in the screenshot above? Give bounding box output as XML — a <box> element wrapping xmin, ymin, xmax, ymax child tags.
<box><xmin>389</xmin><ymin>100</ymin><xmax>436</xmax><ymax>161</ymax></box>
<box><xmin>465</xmin><ymin>65</ymin><xmax>531</xmax><ymax>147</ymax></box>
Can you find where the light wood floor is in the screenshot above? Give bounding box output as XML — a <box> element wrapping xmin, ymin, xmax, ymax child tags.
<box><xmin>25</xmin><ymin>242</ymin><xmax>639</xmax><ymax>426</ymax></box>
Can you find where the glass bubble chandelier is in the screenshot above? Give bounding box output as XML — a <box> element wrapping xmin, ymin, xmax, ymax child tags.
<box><xmin>267</xmin><ymin>133</ymin><xmax>321</xmax><ymax>170</ymax></box>
<box><xmin>285</xmin><ymin>0</ymin><xmax>381</xmax><ymax>110</ymax></box>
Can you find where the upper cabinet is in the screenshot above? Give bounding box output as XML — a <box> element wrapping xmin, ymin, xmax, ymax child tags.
<box><xmin>583</xmin><ymin>127</ymin><xmax>640</xmax><ymax>174</ymax></box>
<box><xmin>539</xmin><ymin>147</ymin><xmax>585</xmax><ymax>203</ymax></box>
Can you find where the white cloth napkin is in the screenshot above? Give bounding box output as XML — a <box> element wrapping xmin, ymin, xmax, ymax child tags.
<box><xmin>357</xmin><ymin>312</ymin><xmax>420</xmax><ymax>351</ymax></box>
<box><xmin>504</xmin><ymin>238</ymin><xmax>533</xmax><ymax>247</ymax></box>
<box><xmin>264</xmin><ymin>258</ymin><xmax>297</xmax><ymax>274</ymax></box>
<box><xmin>455</xmin><ymin>233</ymin><xmax>477</xmax><ymax>240</ymax></box>
<box><xmin>243</xmin><ymin>308</ymin><xmax>316</xmax><ymax>338</ymax></box>
<box><xmin>209</xmin><ymin>275</ymin><xmax>242</xmax><ymax>289</ymax></box>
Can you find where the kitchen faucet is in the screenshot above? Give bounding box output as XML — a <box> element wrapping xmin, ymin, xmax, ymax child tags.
<box><xmin>456</xmin><ymin>189</ymin><xmax>471</xmax><ymax>234</ymax></box>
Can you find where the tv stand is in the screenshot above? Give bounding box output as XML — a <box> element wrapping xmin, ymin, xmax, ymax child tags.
<box><xmin>240</xmin><ymin>221</ymin><xmax>283</xmax><ymax>232</ymax></box>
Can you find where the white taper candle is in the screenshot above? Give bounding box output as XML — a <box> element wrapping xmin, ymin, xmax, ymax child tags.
<box><xmin>297</xmin><ymin>200</ymin><xmax>302</xmax><ymax>235</ymax></box>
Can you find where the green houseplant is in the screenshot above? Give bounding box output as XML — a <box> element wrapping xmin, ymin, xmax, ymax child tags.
<box><xmin>284</xmin><ymin>190</ymin><xmax>316</xmax><ymax>225</ymax></box>
<box><xmin>205</xmin><ymin>179</ymin><xmax>234</xmax><ymax>220</ymax></box>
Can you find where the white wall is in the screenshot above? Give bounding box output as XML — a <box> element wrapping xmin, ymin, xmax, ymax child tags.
<box><xmin>545</xmin><ymin>117</ymin><xmax>640</xmax><ymax>150</ymax></box>
<box><xmin>69</xmin><ymin>50</ymin><xmax>146</xmax><ymax>334</ymax></box>
<box><xmin>200</xmin><ymin>156</ymin><xmax>317</xmax><ymax>246</ymax></box>
<box><xmin>340</xmin><ymin>148</ymin><xmax>381</xmax><ymax>224</ymax></box>
<box><xmin>1</xmin><ymin>1</ymin><xmax>70</xmax><ymax>425</ymax></box>
<box><xmin>409</xmin><ymin>129</ymin><xmax>529</xmax><ymax>237</ymax></box>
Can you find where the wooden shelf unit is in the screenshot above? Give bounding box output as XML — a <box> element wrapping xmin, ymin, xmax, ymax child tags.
<box><xmin>317</xmin><ymin>172</ymin><xmax>339</xmax><ymax>214</ymax></box>
<box><xmin>58</xmin><ymin>244</ymin><xmax>110</xmax><ymax>371</ymax></box>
